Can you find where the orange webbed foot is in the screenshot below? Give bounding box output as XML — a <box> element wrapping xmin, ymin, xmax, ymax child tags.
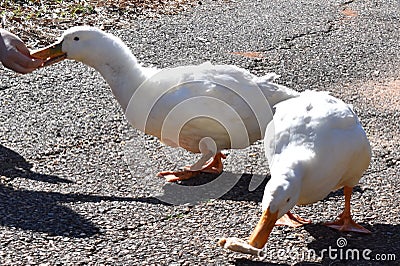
<box><xmin>158</xmin><ymin>152</ymin><xmax>226</xmax><ymax>182</ymax></box>
<box><xmin>156</xmin><ymin>170</ymin><xmax>198</xmax><ymax>182</ymax></box>
<box><xmin>324</xmin><ymin>186</ymin><xmax>371</xmax><ymax>234</ymax></box>
<box><xmin>275</xmin><ymin>211</ymin><xmax>312</xmax><ymax>228</ymax></box>
<box><xmin>324</xmin><ymin>216</ymin><xmax>371</xmax><ymax>234</ymax></box>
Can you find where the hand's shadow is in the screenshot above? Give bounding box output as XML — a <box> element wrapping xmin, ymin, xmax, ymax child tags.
<box><xmin>0</xmin><ymin>144</ymin><xmax>72</xmax><ymax>184</ymax></box>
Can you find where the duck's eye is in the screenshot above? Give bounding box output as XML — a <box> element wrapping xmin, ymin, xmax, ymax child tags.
<box><xmin>74</xmin><ymin>36</ymin><xmax>80</xmax><ymax>41</ymax></box>
<box><xmin>286</xmin><ymin>198</ymin><xmax>290</xmax><ymax>203</ymax></box>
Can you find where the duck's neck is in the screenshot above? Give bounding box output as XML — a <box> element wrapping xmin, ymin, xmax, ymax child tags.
<box><xmin>97</xmin><ymin>60</ymin><xmax>150</xmax><ymax>112</ymax></box>
<box><xmin>89</xmin><ymin>37</ymin><xmax>154</xmax><ymax>111</ymax></box>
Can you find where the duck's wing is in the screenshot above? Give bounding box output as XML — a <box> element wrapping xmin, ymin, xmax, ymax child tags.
<box><xmin>202</xmin><ymin>64</ymin><xmax>299</xmax><ymax>107</ymax></box>
<box><xmin>127</xmin><ymin>62</ymin><xmax>284</xmax><ymax>151</ymax></box>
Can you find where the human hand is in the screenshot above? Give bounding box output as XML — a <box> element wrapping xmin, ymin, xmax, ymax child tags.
<box><xmin>0</xmin><ymin>29</ymin><xmax>43</xmax><ymax>74</ymax></box>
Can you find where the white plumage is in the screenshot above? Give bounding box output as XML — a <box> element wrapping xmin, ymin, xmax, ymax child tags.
<box><xmin>33</xmin><ymin>26</ymin><xmax>299</xmax><ymax>181</ymax></box>
<box><xmin>220</xmin><ymin>90</ymin><xmax>371</xmax><ymax>252</ymax></box>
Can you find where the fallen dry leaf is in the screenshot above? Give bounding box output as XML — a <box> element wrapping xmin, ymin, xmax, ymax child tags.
<box><xmin>231</xmin><ymin>51</ymin><xmax>264</xmax><ymax>58</ymax></box>
<box><xmin>341</xmin><ymin>7</ymin><xmax>358</xmax><ymax>19</ymax></box>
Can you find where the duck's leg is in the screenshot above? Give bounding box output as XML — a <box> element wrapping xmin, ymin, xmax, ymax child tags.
<box><xmin>275</xmin><ymin>211</ymin><xmax>311</xmax><ymax>227</ymax></box>
<box><xmin>324</xmin><ymin>186</ymin><xmax>371</xmax><ymax>234</ymax></box>
<box><xmin>157</xmin><ymin>152</ymin><xmax>226</xmax><ymax>182</ymax></box>
<box><xmin>187</xmin><ymin>152</ymin><xmax>226</xmax><ymax>173</ymax></box>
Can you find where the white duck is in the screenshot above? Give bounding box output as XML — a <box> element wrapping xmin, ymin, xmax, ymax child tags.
<box><xmin>32</xmin><ymin>26</ymin><xmax>299</xmax><ymax>182</ymax></box>
<box><xmin>220</xmin><ymin>90</ymin><xmax>371</xmax><ymax>254</ymax></box>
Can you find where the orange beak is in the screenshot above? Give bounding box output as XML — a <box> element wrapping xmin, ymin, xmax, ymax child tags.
<box><xmin>31</xmin><ymin>41</ymin><xmax>66</xmax><ymax>67</ymax></box>
<box><xmin>248</xmin><ymin>207</ymin><xmax>278</xmax><ymax>249</ymax></box>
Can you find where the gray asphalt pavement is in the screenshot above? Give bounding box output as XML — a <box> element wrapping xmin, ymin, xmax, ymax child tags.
<box><xmin>1</xmin><ymin>0</ymin><xmax>399</xmax><ymax>265</ymax></box>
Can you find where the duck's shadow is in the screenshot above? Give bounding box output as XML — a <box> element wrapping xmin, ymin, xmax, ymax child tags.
<box><xmin>0</xmin><ymin>145</ymin><xmax>151</xmax><ymax>237</ymax></box>
<box><xmin>152</xmin><ymin>170</ymin><xmax>371</xmax><ymax>206</ymax></box>
<box><xmin>154</xmin><ymin>172</ymin><xmax>270</xmax><ymax>205</ymax></box>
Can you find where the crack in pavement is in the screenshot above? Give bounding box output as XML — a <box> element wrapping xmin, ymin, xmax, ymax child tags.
<box><xmin>260</xmin><ymin>20</ymin><xmax>337</xmax><ymax>52</ymax></box>
<box><xmin>264</xmin><ymin>1</ymin><xmax>355</xmax><ymax>53</ymax></box>
<box><xmin>340</xmin><ymin>0</ymin><xmax>356</xmax><ymax>7</ymax></box>
<box><xmin>283</xmin><ymin>20</ymin><xmax>336</xmax><ymax>46</ymax></box>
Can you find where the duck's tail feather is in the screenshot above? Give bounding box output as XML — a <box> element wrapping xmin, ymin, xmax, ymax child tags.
<box><xmin>254</xmin><ymin>73</ymin><xmax>300</xmax><ymax>108</ymax></box>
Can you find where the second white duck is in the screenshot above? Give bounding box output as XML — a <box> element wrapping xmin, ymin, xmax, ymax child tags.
<box><xmin>219</xmin><ymin>90</ymin><xmax>371</xmax><ymax>256</ymax></box>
